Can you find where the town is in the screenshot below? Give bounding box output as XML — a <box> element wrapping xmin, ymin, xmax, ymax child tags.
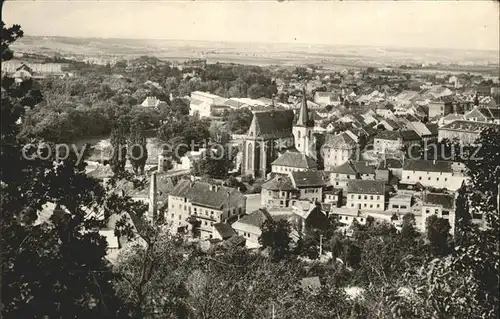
<box><xmin>1</xmin><ymin>2</ymin><xmax>499</xmax><ymax>318</ymax></box>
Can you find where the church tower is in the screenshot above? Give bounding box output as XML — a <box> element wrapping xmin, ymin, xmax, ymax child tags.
<box><xmin>293</xmin><ymin>88</ymin><xmax>315</xmax><ymax>156</ymax></box>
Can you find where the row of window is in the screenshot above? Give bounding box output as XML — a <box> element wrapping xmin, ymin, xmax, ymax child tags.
<box><xmin>392</xmin><ymin>204</ymin><xmax>408</xmax><ymax>209</ymax></box>
<box><xmin>350</xmin><ymin>203</ymin><xmax>381</xmax><ymax>209</ymax></box>
<box><xmin>351</xmin><ymin>195</ymin><xmax>381</xmax><ymax>200</ymax></box>
<box><xmin>339</xmin><ymin>215</ymin><xmax>365</xmax><ymax>222</ymax></box>
<box><xmin>406</xmin><ymin>176</ymin><xmax>448</xmax><ymax>182</ymax></box>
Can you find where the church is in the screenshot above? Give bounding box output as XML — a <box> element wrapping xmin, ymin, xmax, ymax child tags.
<box><xmin>241</xmin><ymin>90</ymin><xmax>316</xmax><ymax>178</ymax></box>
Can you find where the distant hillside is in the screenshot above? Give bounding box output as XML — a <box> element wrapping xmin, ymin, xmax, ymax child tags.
<box><xmin>11</xmin><ymin>35</ymin><xmax>500</xmax><ymax>72</ymax></box>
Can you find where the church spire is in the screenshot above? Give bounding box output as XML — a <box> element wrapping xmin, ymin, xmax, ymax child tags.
<box><xmin>297</xmin><ymin>87</ymin><xmax>311</xmax><ymax>127</ymax></box>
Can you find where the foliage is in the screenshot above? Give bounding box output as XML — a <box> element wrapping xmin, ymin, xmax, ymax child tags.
<box><xmin>127</xmin><ymin>120</ymin><xmax>148</xmax><ymax>175</ymax></box>
<box><xmin>259</xmin><ymin>218</ymin><xmax>293</xmax><ymax>262</ymax></box>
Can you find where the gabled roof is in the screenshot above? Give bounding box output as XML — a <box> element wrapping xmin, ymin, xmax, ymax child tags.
<box><xmin>423</xmin><ymin>193</ymin><xmax>455</xmax><ymax>210</ymax></box>
<box><xmin>235</xmin><ymin>209</ymin><xmax>272</xmax><ymax>228</ymax></box>
<box><xmin>439</xmin><ymin>120</ymin><xmax>499</xmax><ymax>132</ymax></box>
<box><xmin>403</xmin><ymin>159</ymin><xmax>453</xmax><ymax>173</ymax></box>
<box><xmin>291</xmin><ymin>171</ymin><xmax>326</xmax><ymax>188</ymax></box>
<box><xmin>271</xmin><ymin>150</ymin><xmax>317</xmax><ymax>169</ymax></box>
<box><xmin>248</xmin><ymin>109</ymin><xmax>295</xmax><ymax>139</ymax></box>
<box><xmin>400</xmin><ymin>130</ymin><xmax>421</xmax><ymax>141</ymax></box>
<box><xmin>213</xmin><ymin>222</ymin><xmax>237</xmax><ymax>239</ymax></box>
<box><xmin>347</xmin><ymin>180</ymin><xmax>386</xmax><ymax>195</ymax></box>
<box><xmin>330</xmin><ymin>161</ymin><xmax>357</xmax><ymax>175</ymax></box>
<box><xmin>375</xmin><ymin>130</ymin><xmax>401</xmax><ymax>141</ymax></box>
<box><xmin>262</xmin><ymin>175</ymin><xmax>296</xmax><ymax>191</ymax></box>
<box><xmin>297</xmin><ymin>88</ymin><xmax>313</xmax><ymax>127</ymax></box>
<box><xmin>351</xmin><ymin>161</ymin><xmax>376</xmax><ymax>175</ymax></box>
<box><xmin>169</xmin><ymin>180</ymin><xmax>244</xmax><ymax>209</ymax></box>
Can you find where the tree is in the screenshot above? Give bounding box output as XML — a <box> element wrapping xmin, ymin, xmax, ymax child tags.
<box><xmin>128</xmin><ymin>120</ymin><xmax>148</xmax><ymax>175</ymax></box>
<box><xmin>223</xmin><ymin>107</ymin><xmax>253</xmax><ymax>134</ymax></box>
<box><xmin>259</xmin><ymin>218</ymin><xmax>292</xmax><ymax>261</ymax></box>
<box><xmin>1</xmin><ymin>22</ymin><xmax>131</xmax><ymax>318</ymax></box>
<box><xmin>454</xmin><ymin>184</ymin><xmax>472</xmax><ymax>246</ymax></box>
<box><xmin>400</xmin><ymin>213</ymin><xmax>419</xmax><ymax>241</ymax></box>
<box><xmin>110</xmin><ymin>119</ymin><xmax>128</xmax><ymax>175</ymax></box>
<box><xmin>247</xmin><ymin>83</ymin><xmax>267</xmax><ymax>99</ymax></box>
<box><xmin>426</xmin><ymin>215</ymin><xmax>451</xmax><ymax>256</ymax></box>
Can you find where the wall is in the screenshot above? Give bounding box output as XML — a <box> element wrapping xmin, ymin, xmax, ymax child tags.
<box><xmin>347</xmin><ymin>193</ymin><xmax>385</xmax><ymax>211</ymax></box>
<box><xmin>402</xmin><ymin>169</ymin><xmax>453</xmax><ymax>189</ymax></box>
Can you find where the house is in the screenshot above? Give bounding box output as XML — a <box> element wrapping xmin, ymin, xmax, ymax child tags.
<box><xmin>351</xmin><ymin>161</ymin><xmax>376</xmax><ymax>180</ymax></box>
<box><xmin>328</xmin><ymin>161</ymin><xmax>358</xmax><ymax>190</ymax></box>
<box><xmin>323</xmin><ymin>188</ymin><xmax>342</xmax><ymax>207</ymax></box>
<box><xmin>374</xmin><ymin>131</ymin><xmax>402</xmax><ymax>154</ymax></box>
<box><xmin>408</xmin><ymin>122</ymin><xmax>437</xmax><ymax>141</ymax></box>
<box><xmin>421</xmin><ymin>192</ymin><xmax>456</xmax><ymax>234</ymax></box>
<box><xmin>271</xmin><ymin>150</ymin><xmax>317</xmax><ymax>174</ymax></box>
<box><xmin>379</xmin><ymin>158</ymin><xmax>403</xmax><ymax>178</ymax></box>
<box><xmin>314</xmin><ymin>91</ymin><xmax>341</xmax><ymax>106</ymax></box>
<box><xmin>346</xmin><ymin>180</ymin><xmax>386</xmax><ymax>211</ymax></box>
<box><xmin>464</xmin><ymin>106</ymin><xmax>500</xmax><ymax>124</ymax></box>
<box><xmin>141</xmin><ymin>96</ymin><xmax>165</xmax><ymax>108</ymax></box>
<box><xmin>428</xmin><ymin>96</ymin><xmax>455</xmax><ymax>119</ymax></box>
<box><xmin>322</xmin><ymin>132</ymin><xmax>357</xmax><ymax>169</ymax></box>
<box><xmin>402</xmin><ymin>159</ymin><xmax>464</xmax><ymax>190</ymax></box>
<box><xmin>438</xmin><ymin>120</ymin><xmax>499</xmax><ymax>145</ymax></box>
<box><xmin>388</xmin><ymin>194</ymin><xmax>413</xmax><ymax>214</ymax></box>
<box><xmin>438</xmin><ymin>113</ymin><xmax>465</xmax><ymax>126</ymax></box>
<box><xmin>290</xmin><ymin>171</ymin><xmax>326</xmax><ymax>203</ymax></box>
<box><xmin>189</xmin><ymin>91</ymin><xmax>227</xmax><ymax>118</ymax></box>
<box><xmin>212</xmin><ymin>222</ymin><xmax>237</xmax><ymax>241</ymax></box>
<box><xmin>392</xmin><ymin>90</ymin><xmax>420</xmax><ymax>107</ymax></box>
<box><xmin>167</xmin><ymin>180</ymin><xmax>247</xmax><ymax>238</ymax></box>
<box><xmin>261</xmin><ymin>175</ymin><xmax>298</xmax><ymax>209</ymax></box>
<box><xmin>377</xmin><ymin>119</ymin><xmax>400</xmax><ymax>131</ymax></box>
<box><xmin>291</xmin><ymin>201</ymin><xmax>330</xmax><ymax>233</ymax></box>
<box><xmin>232</xmin><ymin>209</ymin><xmax>273</xmax><ymax>249</ymax></box>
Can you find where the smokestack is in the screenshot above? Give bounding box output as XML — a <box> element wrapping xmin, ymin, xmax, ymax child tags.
<box><xmin>148</xmin><ymin>172</ymin><xmax>157</xmax><ymax>221</ymax></box>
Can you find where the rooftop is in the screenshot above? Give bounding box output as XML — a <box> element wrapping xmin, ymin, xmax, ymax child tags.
<box><xmin>291</xmin><ymin>171</ymin><xmax>326</xmax><ymax>188</ymax></box>
<box><xmin>324</xmin><ymin>132</ymin><xmax>357</xmax><ymax>150</ymax></box>
<box><xmin>347</xmin><ymin>180</ymin><xmax>386</xmax><ymax>195</ymax></box>
<box><xmin>262</xmin><ymin>175</ymin><xmax>296</xmax><ymax>191</ymax></box>
<box><xmin>403</xmin><ymin>159</ymin><xmax>453</xmax><ymax>173</ymax></box>
<box><xmin>271</xmin><ymin>150</ymin><xmax>317</xmax><ymax>169</ymax></box>
<box><xmin>423</xmin><ymin>192</ymin><xmax>455</xmax><ymax>210</ymax></box>
<box><xmin>169</xmin><ymin>180</ymin><xmax>244</xmax><ymax>209</ymax></box>
<box><xmin>247</xmin><ymin>109</ymin><xmax>295</xmax><ymax>139</ymax></box>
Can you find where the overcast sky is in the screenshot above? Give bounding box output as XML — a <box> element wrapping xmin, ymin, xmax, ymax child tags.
<box><xmin>3</xmin><ymin>1</ymin><xmax>499</xmax><ymax>51</ymax></box>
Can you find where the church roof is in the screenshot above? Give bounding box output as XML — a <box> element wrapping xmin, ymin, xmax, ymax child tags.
<box><xmin>296</xmin><ymin>88</ymin><xmax>314</xmax><ymax>128</ymax></box>
<box><xmin>248</xmin><ymin>109</ymin><xmax>295</xmax><ymax>139</ymax></box>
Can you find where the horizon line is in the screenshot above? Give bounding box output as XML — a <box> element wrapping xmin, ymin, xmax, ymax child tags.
<box><xmin>19</xmin><ymin>33</ymin><xmax>500</xmax><ymax>54</ymax></box>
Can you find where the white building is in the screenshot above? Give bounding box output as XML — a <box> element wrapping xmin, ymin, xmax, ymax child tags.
<box><xmin>189</xmin><ymin>91</ymin><xmax>227</xmax><ymax>118</ymax></box>
<box><xmin>402</xmin><ymin>159</ymin><xmax>465</xmax><ymax>191</ymax></box>
<box><xmin>322</xmin><ymin>132</ymin><xmax>357</xmax><ymax>170</ymax></box>
<box><xmin>420</xmin><ymin>192</ymin><xmax>456</xmax><ymax>235</ymax></box>
<box><xmin>346</xmin><ymin>180</ymin><xmax>386</xmax><ymax>211</ymax></box>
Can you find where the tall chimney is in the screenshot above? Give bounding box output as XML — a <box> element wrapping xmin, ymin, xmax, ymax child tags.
<box><xmin>148</xmin><ymin>172</ymin><xmax>157</xmax><ymax>221</ymax></box>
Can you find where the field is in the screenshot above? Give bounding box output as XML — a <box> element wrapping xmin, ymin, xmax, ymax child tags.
<box><xmin>11</xmin><ymin>36</ymin><xmax>500</xmax><ymax>74</ymax></box>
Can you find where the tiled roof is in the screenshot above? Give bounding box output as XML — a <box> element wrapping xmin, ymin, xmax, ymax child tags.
<box><xmin>439</xmin><ymin>120</ymin><xmax>499</xmax><ymax>132</ymax></box>
<box><xmin>169</xmin><ymin>180</ymin><xmax>244</xmax><ymax>209</ymax></box>
<box><xmin>351</xmin><ymin>161</ymin><xmax>376</xmax><ymax>175</ymax></box>
<box><xmin>380</xmin><ymin>158</ymin><xmax>403</xmax><ymax>169</ymax></box>
<box><xmin>291</xmin><ymin>171</ymin><xmax>326</xmax><ymax>188</ymax></box>
<box><xmin>403</xmin><ymin>159</ymin><xmax>453</xmax><ymax>173</ymax></box>
<box><xmin>213</xmin><ymin>223</ymin><xmax>237</xmax><ymax>239</ymax></box>
<box><xmin>423</xmin><ymin>193</ymin><xmax>455</xmax><ymax>210</ymax></box>
<box><xmin>347</xmin><ymin>180</ymin><xmax>386</xmax><ymax>195</ymax></box>
<box><xmin>271</xmin><ymin>150</ymin><xmax>317</xmax><ymax>169</ymax></box>
<box><xmin>330</xmin><ymin>161</ymin><xmax>357</xmax><ymax>175</ymax></box>
<box><xmin>375</xmin><ymin>130</ymin><xmax>401</xmax><ymax>141</ymax></box>
<box><xmin>425</xmin><ymin>123</ymin><xmax>439</xmax><ymax>135</ymax></box>
<box><xmin>324</xmin><ymin>132</ymin><xmax>357</xmax><ymax>150</ymax></box>
<box><xmin>400</xmin><ymin>130</ymin><xmax>421</xmax><ymax>141</ymax></box>
<box><xmin>249</xmin><ymin>109</ymin><xmax>295</xmax><ymax>139</ymax></box>
<box><xmin>236</xmin><ymin>209</ymin><xmax>272</xmax><ymax>228</ymax></box>
<box><xmin>262</xmin><ymin>175</ymin><xmax>296</xmax><ymax>191</ymax></box>
<box><xmin>479</xmin><ymin>107</ymin><xmax>500</xmax><ymax>120</ymax></box>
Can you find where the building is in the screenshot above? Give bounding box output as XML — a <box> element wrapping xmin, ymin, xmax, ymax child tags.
<box><xmin>388</xmin><ymin>194</ymin><xmax>413</xmax><ymax>214</ymax></box>
<box><xmin>351</xmin><ymin>161</ymin><xmax>376</xmax><ymax>180</ymax></box>
<box><xmin>322</xmin><ymin>132</ymin><xmax>357</xmax><ymax>170</ymax></box>
<box><xmin>346</xmin><ymin>180</ymin><xmax>386</xmax><ymax>211</ymax></box>
<box><xmin>241</xmin><ymin>109</ymin><xmax>295</xmax><ymax>177</ymax></box>
<box><xmin>421</xmin><ymin>192</ymin><xmax>456</xmax><ymax>234</ymax></box>
<box><xmin>141</xmin><ymin>96</ymin><xmax>166</xmax><ymax>108</ymax></box>
<box><xmin>328</xmin><ymin>161</ymin><xmax>358</xmax><ymax>190</ymax></box>
<box><xmin>271</xmin><ymin>150</ymin><xmax>317</xmax><ymax>174</ymax></box>
<box><xmin>463</xmin><ymin>106</ymin><xmax>500</xmax><ymax>124</ymax></box>
<box><xmin>374</xmin><ymin>131</ymin><xmax>402</xmax><ymax>154</ymax></box>
<box><xmin>261</xmin><ymin>175</ymin><xmax>298</xmax><ymax>209</ymax></box>
<box><xmin>212</xmin><ymin>222</ymin><xmax>237</xmax><ymax>241</ymax></box>
<box><xmin>428</xmin><ymin>96</ymin><xmax>454</xmax><ymax>119</ymax></box>
<box><xmin>438</xmin><ymin>120</ymin><xmax>499</xmax><ymax>145</ymax></box>
<box><xmin>314</xmin><ymin>91</ymin><xmax>341</xmax><ymax>106</ymax></box>
<box><xmin>189</xmin><ymin>91</ymin><xmax>227</xmax><ymax>118</ymax></box>
<box><xmin>167</xmin><ymin>180</ymin><xmax>246</xmax><ymax>238</ymax></box>
<box><xmin>290</xmin><ymin>171</ymin><xmax>326</xmax><ymax>203</ymax></box>
<box><xmin>402</xmin><ymin>159</ymin><xmax>461</xmax><ymax>190</ymax></box>
<box><xmin>323</xmin><ymin>188</ymin><xmax>342</xmax><ymax>207</ymax></box>
<box><xmin>232</xmin><ymin>209</ymin><xmax>273</xmax><ymax>249</ymax></box>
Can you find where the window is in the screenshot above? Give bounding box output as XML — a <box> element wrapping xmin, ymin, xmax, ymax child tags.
<box><xmin>428</xmin><ymin>177</ymin><xmax>431</xmax><ymax>180</ymax></box>
<box><xmin>436</xmin><ymin>178</ymin><xmax>439</xmax><ymax>181</ymax></box>
<box><xmin>377</xmin><ymin>196</ymin><xmax>380</xmax><ymax>200</ymax></box>
<box><xmin>358</xmin><ymin>195</ymin><xmax>361</xmax><ymax>199</ymax></box>
<box><xmin>442</xmin><ymin>210</ymin><xmax>449</xmax><ymax>216</ymax></box>
<box><xmin>392</xmin><ymin>204</ymin><xmax>399</xmax><ymax>209</ymax></box>
<box><xmin>444</xmin><ymin>178</ymin><xmax>448</xmax><ymax>181</ymax></box>
<box><xmin>364</xmin><ymin>195</ymin><xmax>367</xmax><ymax>200</ymax></box>
<box><xmin>351</xmin><ymin>204</ymin><xmax>354</xmax><ymax>207</ymax></box>
<box><xmin>400</xmin><ymin>205</ymin><xmax>407</xmax><ymax>209</ymax></box>
<box><xmin>426</xmin><ymin>209</ymin><xmax>430</xmax><ymax>214</ymax></box>
<box><xmin>370</xmin><ymin>204</ymin><xmax>373</xmax><ymax>208</ymax></box>
<box><xmin>360</xmin><ymin>218</ymin><xmax>364</xmax><ymax>222</ymax></box>
<box><xmin>351</xmin><ymin>195</ymin><xmax>354</xmax><ymax>199</ymax></box>
<box><xmin>434</xmin><ymin>209</ymin><xmax>439</xmax><ymax>214</ymax></box>
<box><xmin>171</xmin><ymin>213</ymin><xmax>174</xmax><ymax>218</ymax></box>
<box><xmin>407</xmin><ymin>176</ymin><xmax>409</xmax><ymax>179</ymax></box>
<box><xmin>376</xmin><ymin>204</ymin><xmax>380</xmax><ymax>208</ymax></box>
<box><xmin>364</xmin><ymin>203</ymin><xmax>367</xmax><ymax>207</ymax></box>
<box><xmin>370</xmin><ymin>195</ymin><xmax>373</xmax><ymax>200</ymax></box>
<box><xmin>419</xmin><ymin>176</ymin><xmax>422</xmax><ymax>180</ymax></box>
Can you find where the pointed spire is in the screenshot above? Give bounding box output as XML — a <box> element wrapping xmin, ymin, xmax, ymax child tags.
<box><xmin>297</xmin><ymin>87</ymin><xmax>311</xmax><ymax>127</ymax></box>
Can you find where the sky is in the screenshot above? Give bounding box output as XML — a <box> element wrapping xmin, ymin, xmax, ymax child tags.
<box><xmin>3</xmin><ymin>1</ymin><xmax>499</xmax><ymax>51</ymax></box>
